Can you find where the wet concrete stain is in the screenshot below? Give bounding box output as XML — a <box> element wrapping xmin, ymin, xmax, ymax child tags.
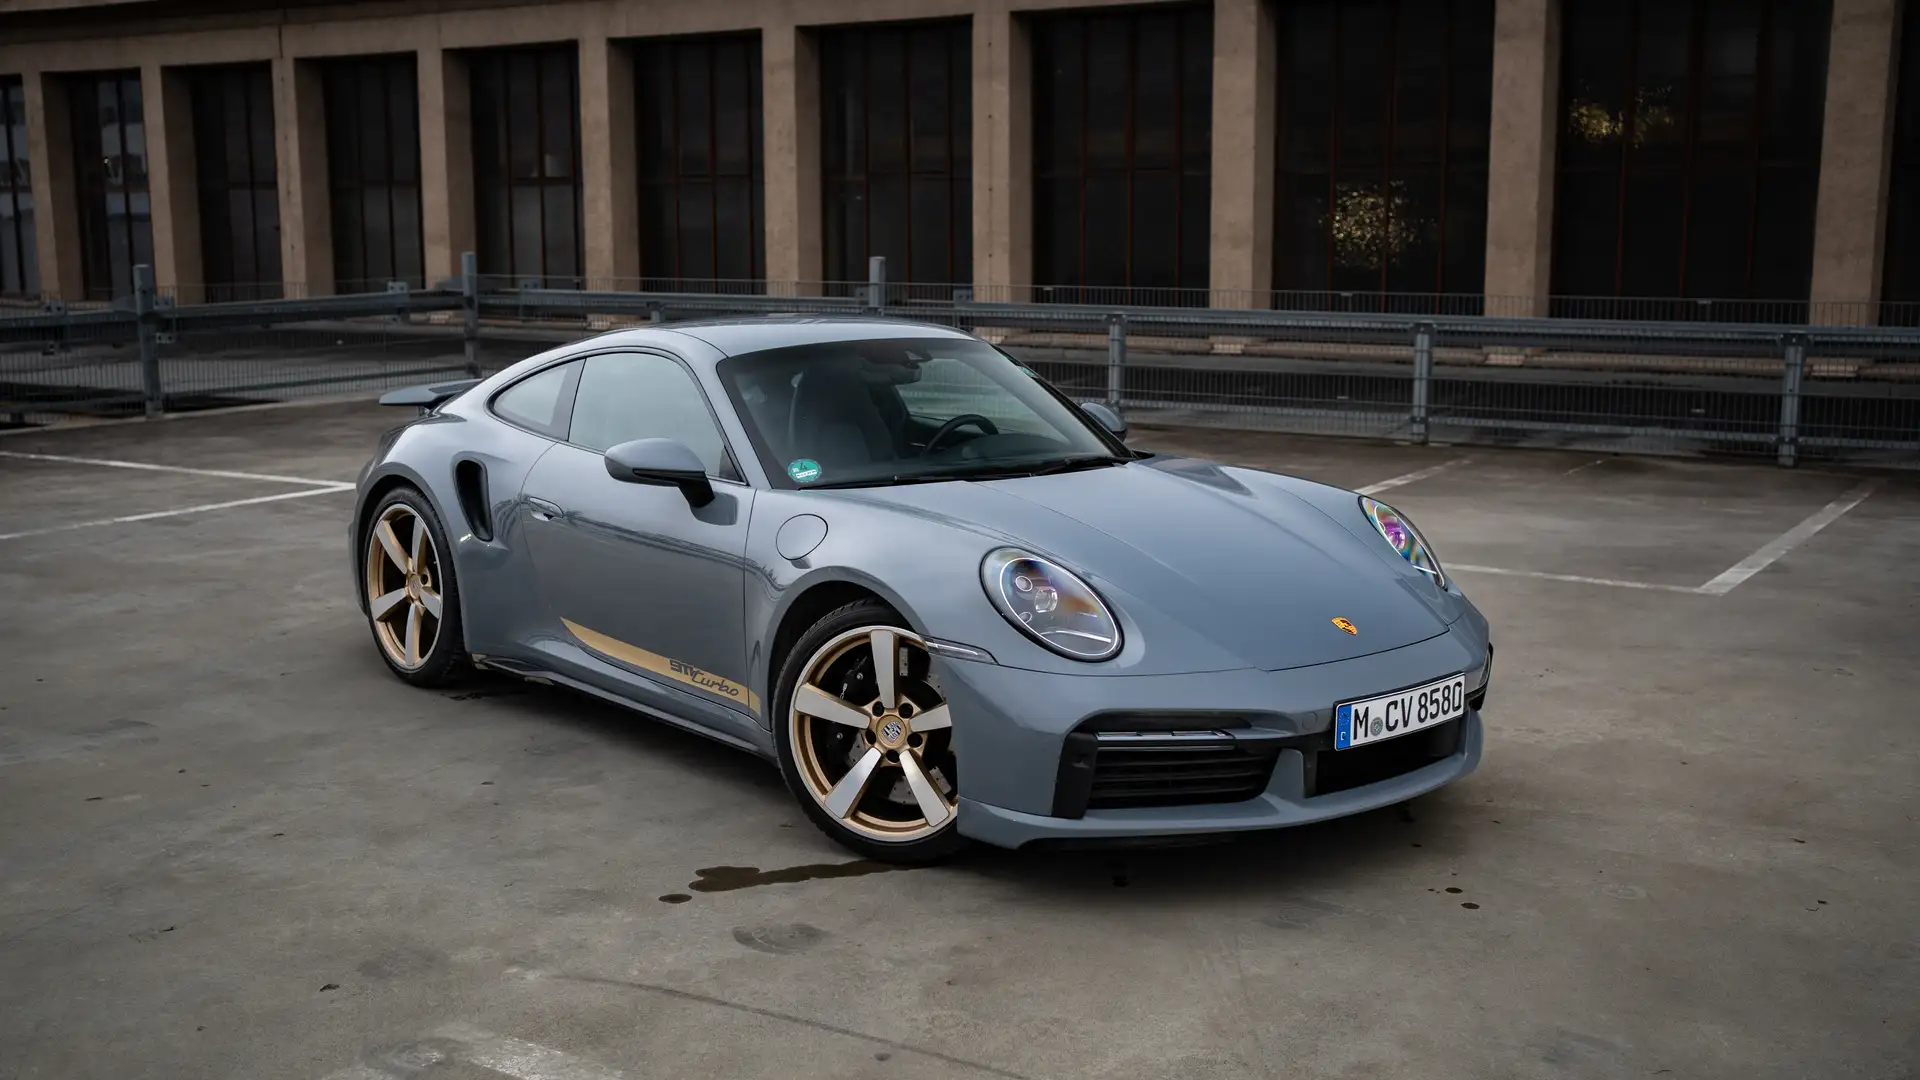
<box><xmin>732</xmin><ymin>923</ymin><xmax>828</xmax><ymax>954</ymax></box>
<box><xmin>356</xmin><ymin>945</ymin><xmax>446</xmax><ymax>980</ymax></box>
<box><xmin>687</xmin><ymin>860</ymin><xmax>908</xmax><ymax>893</ymax></box>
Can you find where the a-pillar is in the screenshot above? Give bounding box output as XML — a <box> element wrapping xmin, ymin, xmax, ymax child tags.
<box><xmin>1810</xmin><ymin>0</ymin><xmax>1903</xmax><ymax>324</ymax></box>
<box><xmin>1483</xmin><ymin>0</ymin><xmax>1561</xmax><ymax>317</ymax></box>
<box><xmin>1208</xmin><ymin>0</ymin><xmax>1276</xmax><ymax>308</ymax></box>
<box><xmin>580</xmin><ymin>35</ymin><xmax>638</xmax><ymax>286</ymax></box>
<box><xmin>23</xmin><ymin>71</ymin><xmax>85</xmax><ymax>301</ymax></box>
<box><xmin>419</xmin><ymin>47</ymin><xmax>476</xmax><ymax>286</ymax></box>
<box><xmin>972</xmin><ymin>3</ymin><xmax>1031</xmax><ymax>301</ymax></box>
<box><xmin>762</xmin><ymin>21</ymin><xmax>821</xmax><ymax>293</ymax></box>
<box><xmin>273</xmin><ymin>56</ymin><xmax>332</xmax><ymax>297</ymax></box>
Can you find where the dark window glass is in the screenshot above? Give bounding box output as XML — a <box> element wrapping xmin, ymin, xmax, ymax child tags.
<box><xmin>0</xmin><ymin>77</ymin><xmax>37</xmax><ymax>297</ymax></box>
<box><xmin>1552</xmin><ymin>0</ymin><xmax>1831</xmax><ymax>321</ymax></box>
<box><xmin>471</xmin><ymin>45</ymin><xmax>583</xmax><ymax>285</ymax></box>
<box><xmin>1882</xmin><ymin>5</ymin><xmax>1920</xmax><ymax>322</ymax></box>
<box><xmin>568</xmin><ymin>352</ymin><xmax>732</xmax><ymax>476</ymax></box>
<box><xmin>1032</xmin><ymin>4</ymin><xmax>1213</xmax><ymax>300</ymax></box>
<box><xmin>69</xmin><ymin>71</ymin><xmax>151</xmax><ymax>301</ymax></box>
<box><xmin>1270</xmin><ymin>0</ymin><xmax>1494</xmax><ymax>305</ymax></box>
<box><xmin>491</xmin><ymin>360</ymin><xmax>578</xmax><ymax>435</ymax></box>
<box><xmin>635</xmin><ymin>33</ymin><xmax>765</xmax><ymax>289</ymax></box>
<box><xmin>821</xmin><ymin>20</ymin><xmax>972</xmax><ymax>293</ymax></box>
<box><xmin>188</xmin><ymin>64</ymin><xmax>280</xmax><ymax>300</ymax></box>
<box><xmin>323</xmin><ymin>55</ymin><xmax>425</xmax><ymax>292</ymax></box>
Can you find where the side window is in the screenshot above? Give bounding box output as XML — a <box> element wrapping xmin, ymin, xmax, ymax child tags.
<box><xmin>491</xmin><ymin>361</ymin><xmax>578</xmax><ymax>436</ymax></box>
<box><xmin>568</xmin><ymin>352</ymin><xmax>734</xmax><ymax>477</ymax></box>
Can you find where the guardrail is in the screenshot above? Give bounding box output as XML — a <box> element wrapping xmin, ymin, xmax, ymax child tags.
<box><xmin>3</xmin><ymin>255</ymin><xmax>1916</xmax><ymax>468</ymax></box>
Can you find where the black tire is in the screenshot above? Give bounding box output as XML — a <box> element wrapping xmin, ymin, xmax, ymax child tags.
<box><xmin>774</xmin><ymin>600</ymin><xmax>969</xmax><ymax>864</ymax></box>
<box><xmin>362</xmin><ymin>485</ymin><xmax>471</xmax><ymax>688</ymax></box>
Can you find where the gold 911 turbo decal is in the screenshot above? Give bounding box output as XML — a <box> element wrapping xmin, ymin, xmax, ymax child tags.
<box><xmin>561</xmin><ymin>618</ymin><xmax>762</xmax><ymax>714</ymax></box>
<box><xmin>1332</xmin><ymin>617</ymin><xmax>1358</xmax><ymax>635</ymax></box>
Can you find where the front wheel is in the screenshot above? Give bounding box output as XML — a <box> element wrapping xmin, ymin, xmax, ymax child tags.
<box><xmin>362</xmin><ymin>486</ymin><xmax>470</xmax><ymax>687</ymax></box>
<box><xmin>774</xmin><ymin>601</ymin><xmax>968</xmax><ymax>864</ymax></box>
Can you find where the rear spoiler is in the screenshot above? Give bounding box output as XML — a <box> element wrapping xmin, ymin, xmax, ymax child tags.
<box><xmin>378</xmin><ymin>378</ymin><xmax>482</xmax><ymax>414</ymax></box>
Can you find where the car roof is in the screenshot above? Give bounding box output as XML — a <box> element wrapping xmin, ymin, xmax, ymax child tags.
<box><xmin>588</xmin><ymin>316</ymin><xmax>976</xmax><ymax>360</ymax></box>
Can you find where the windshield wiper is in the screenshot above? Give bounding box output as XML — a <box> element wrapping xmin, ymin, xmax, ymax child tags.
<box><xmin>805</xmin><ymin>455</ymin><xmax>1127</xmax><ymax>490</ymax></box>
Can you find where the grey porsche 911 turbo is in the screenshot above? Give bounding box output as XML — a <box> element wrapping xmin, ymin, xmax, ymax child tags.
<box><xmin>350</xmin><ymin>318</ymin><xmax>1492</xmax><ymax>863</ymax></box>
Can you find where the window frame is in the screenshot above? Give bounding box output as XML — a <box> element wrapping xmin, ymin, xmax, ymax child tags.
<box><xmin>0</xmin><ymin>76</ymin><xmax>36</xmax><ymax>298</ymax></box>
<box><xmin>487</xmin><ymin>357</ymin><xmax>584</xmax><ymax>439</ymax></box>
<box><xmin>322</xmin><ymin>54</ymin><xmax>426</xmax><ymax>293</ymax></box>
<box><xmin>470</xmin><ymin>44</ymin><xmax>585</xmax><ymax>286</ymax></box>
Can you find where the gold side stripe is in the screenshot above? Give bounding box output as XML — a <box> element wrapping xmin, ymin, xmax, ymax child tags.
<box><xmin>561</xmin><ymin>618</ymin><xmax>762</xmax><ymax>714</ymax></box>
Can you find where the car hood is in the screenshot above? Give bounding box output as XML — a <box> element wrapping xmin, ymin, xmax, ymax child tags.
<box><xmin>823</xmin><ymin>457</ymin><xmax>1453</xmax><ymax>671</ymax></box>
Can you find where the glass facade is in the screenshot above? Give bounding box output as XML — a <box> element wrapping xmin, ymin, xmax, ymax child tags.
<box><xmin>70</xmin><ymin>71</ymin><xmax>151</xmax><ymax>301</ymax></box>
<box><xmin>1552</xmin><ymin>0</ymin><xmax>1832</xmax><ymax>318</ymax></box>
<box><xmin>471</xmin><ymin>46</ymin><xmax>583</xmax><ymax>285</ymax></box>
<box><xmin>634</xmin><ymin>34</ymin><xmax>765</xmax><ymax>288</ymax></box>
<box><xmin>821</xmin><ymin>20</ymin><xmax>972</xmax><ymax>290</ymax></box>
<box><xmin>1</xmin><ymin>77</ymin><xmax>35</xmax><ymax>297</ymax></box>
<box><xmin>1032</xmin><ymin>4</ymin><xmax>1213</xmax><ymax>298</ymax></box>
<box><xmin>188</xmin><ymin>64</ymin><xmax>280</xmax><ymax>299</ymax></box>
<box><xmin>1271</xmin><ymin>0</ymin><xmax>1494</xmax><ymax>301</ymax></box>
<box><xmin>324</xmin><ymin>55</ymin><xmax>424</xmax><ymax>292</ymax></box>
<box><xmin>1881</xmin><ymin>7</ymin><xmax>1920</xmax><ymax>321</ymax></box>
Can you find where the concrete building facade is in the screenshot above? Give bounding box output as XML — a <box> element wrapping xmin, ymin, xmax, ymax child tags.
<box><xmin>0</xmin><ymin>0</ymin><xmax>1908</xmax><ymax>322</ymax></box>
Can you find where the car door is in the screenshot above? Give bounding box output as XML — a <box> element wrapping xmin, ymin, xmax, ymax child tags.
<box><xmin>519</xmin><ymin>348</ymin><xmax>759</xmax><ymax>721</ymax></box>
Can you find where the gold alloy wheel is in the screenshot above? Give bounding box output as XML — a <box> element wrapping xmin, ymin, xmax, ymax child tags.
<box><xmin>790</xmin><ymin>625</ymin><xmax>958</xmax><ymax>842</ymax></box>
<box><xmin>365</xmin><ymin>503</ymin><xmax>444</xmax><ymax>671</ymax></box>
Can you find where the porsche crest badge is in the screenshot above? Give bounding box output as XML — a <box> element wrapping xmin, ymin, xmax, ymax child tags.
<box><xmin>1332</xmin><ymin>617</ymin><xmax>1358</xmax><ymax>635</ymax></box>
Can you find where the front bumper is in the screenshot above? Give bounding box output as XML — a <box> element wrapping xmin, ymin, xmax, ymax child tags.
<box><xmin>938</xmin><ymin>622</ymin><xmax>1490</xmax><ymax>849</ymax></box>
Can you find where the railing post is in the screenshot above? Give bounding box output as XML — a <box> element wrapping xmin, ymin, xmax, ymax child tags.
<box><xmin>461</xmin><ymin>251</ymin><xmax>480</xmax><ymax>378</ymax></box>
<box><xmin>1411</xmin><ymin>321</ymin><xmax>1435</xmax><ymax>445</ymax></box>
<box><xmin>1778</xmin><ymin>333</ymin><xmax>1807</xmax><ymax>468</ymax></box>
<box><xmin>867</xmin><ymin>255</ymin><xmax>886</xmax><ymax>312</ymax></box>
<box><xmin>134</xmin><ymin>263</ymin><xmax>162</xmax><ymax>419</ymax></box>
<box><xmin>1106</xmin><ymin>313</ymin><xmax>1127</xmax><ymax>414</ymax></box>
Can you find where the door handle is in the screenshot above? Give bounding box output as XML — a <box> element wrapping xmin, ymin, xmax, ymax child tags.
<box><xmin>526</xmin><ymin>496</ymin><xmax>563</xmax><ymax>521</ymax></box>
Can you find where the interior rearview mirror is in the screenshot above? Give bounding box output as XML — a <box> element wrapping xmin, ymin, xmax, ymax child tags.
<box><xmin>604</xmin><ymin>438</ymin><xmax>715</xmax><ymax>507</ymax></box>
<box><xmin>1079</xmin><ymin>400</ymin><xmax>1127</xmax><ymax>441</ymax></box>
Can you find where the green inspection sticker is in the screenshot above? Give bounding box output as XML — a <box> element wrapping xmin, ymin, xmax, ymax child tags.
<box><xmin>787</xmin><ymin>458</ymin><xmax>822</xmax><ymax>484</ymax></box>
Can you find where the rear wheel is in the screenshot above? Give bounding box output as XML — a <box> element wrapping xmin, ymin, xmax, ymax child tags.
<box><xmin>775</xmin><ymin>601</ymin><xmax>967</xmax><ymax>864</ymax></box>
<box><xmin>363</xmin><ymin>487</ymin><xmax>470</xmax><ymax>687</ymax></box>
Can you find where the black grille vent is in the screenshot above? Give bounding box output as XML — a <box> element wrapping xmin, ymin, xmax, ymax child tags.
<box><xmin>1085</xmin><ymin>740</ymin><xmax>1281</xmax><ymax>810</ymax></box>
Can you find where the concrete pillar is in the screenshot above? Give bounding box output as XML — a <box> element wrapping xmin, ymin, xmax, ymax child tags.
<box><xmin>1208</xmin><ymin>0</ymin><xmax>1276</xmax><ymax>307</ymax></box>
<box><xmin>1810</xmin><ymin>0</ymin><xmax>1903</xmax><ymax>324</ymax></box>
<box><xmin>581</xmin><ymin>36</ymin><xmax>638</xmax><ymax>286</ymax></box>
<box><xmin>1483</xmin><ymin>0</ymin><xmax>1560</xmax><ymax>317</ymax></box>
<box><xmin>22</xmin><ymin>71</ymin><xmax>85</xmax><ymax>301</ymax></box>
<box><xmin>973</xmin><ymin>5</ymin><xmax>1032</xmax><ymax>300</ymax></box>
<box><xmin>142</xmin><ymin>64</ymin><xmax>202</xmax><ymax>301</ymax></box>
<box><xmin>272</xmin><ymin>57</ymin><xmax>332</xmax><ymax>297</ymax></box>
<box><xmin>419</xmin><ymin>47</ymin><xmax>475</xmax><ymax>286</ymax></box>
<box><xmin>762</xmin><ymin>22</ymin><xmax>821</xmax><ymax>292</ymax></box>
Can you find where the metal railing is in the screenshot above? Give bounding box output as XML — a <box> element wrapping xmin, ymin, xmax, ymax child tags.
<box><xmin>3</xmin><ymin>255</ymin><xmax>1916</xmax><ymax>468</ymax></box>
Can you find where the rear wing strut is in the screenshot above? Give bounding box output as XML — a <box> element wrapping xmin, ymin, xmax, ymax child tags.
<box><xmin>378</xmin><ymin>378</ymin><xmax>483</xmax><ymax>416</ymax></box>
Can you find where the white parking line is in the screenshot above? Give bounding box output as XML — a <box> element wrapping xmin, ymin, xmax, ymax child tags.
<box><xmin>1696</xmin><ymin>479</ymin><xmax>1881</xmax><ymax>596</ymax></box>
<box><xmin>1356</xmin><ymin>457</ymin><xmax>1469</xmax><ymax>496</ymax></box>
<box><xmin>0</xmin><ymin>449</ymin><xmax>344</xmax><ymax>487</ymax></box>
<box><xmin>0</xmin><ymin>484</ymin><xmax>354</xmax><ymax>542</ymax></box>
<box><xmin>1448</xmin><ymin>564</ymin><xmax>1705</xmax><ymax>594</ymax></box>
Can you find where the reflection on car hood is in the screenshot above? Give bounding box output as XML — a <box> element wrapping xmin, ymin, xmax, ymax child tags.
<box><xmin>821</xmin><ymin>457</ymin><xmax>1453</xmax><ymax>671</ymax></box>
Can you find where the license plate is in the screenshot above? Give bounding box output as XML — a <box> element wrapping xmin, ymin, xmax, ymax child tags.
<box><xmin>1335</xmin><ymin>673</ymin><xmax>1467</xmax><ymax>750</ymax></box>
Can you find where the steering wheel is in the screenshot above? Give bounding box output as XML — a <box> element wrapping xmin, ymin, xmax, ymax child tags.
<box><xmin>924</xmin><ymin>413</ymin><xmax>1000</xmax><ymax>455</ymax></box>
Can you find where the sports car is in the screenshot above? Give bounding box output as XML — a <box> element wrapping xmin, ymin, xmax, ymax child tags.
<box><xmin>350</xmin><ymin>318</ymin><xmax>1492</xmax><ymax>863</ymax></box>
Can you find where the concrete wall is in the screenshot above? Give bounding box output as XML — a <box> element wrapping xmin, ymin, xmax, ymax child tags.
<box><xmin>0</xmin><ymin>0</ymin><xmax>1907</xmax><ymax>314</ymax></box>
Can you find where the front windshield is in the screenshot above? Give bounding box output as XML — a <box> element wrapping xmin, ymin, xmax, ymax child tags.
<box><xmin>716</xmin><ymin>336</ymin><xmax>1122</xmax><ymax>489</ymax></box>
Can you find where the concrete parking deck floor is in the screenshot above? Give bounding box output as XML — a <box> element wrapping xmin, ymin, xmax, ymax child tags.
<box><xmin>2</xmin><ymin>404</ymin><xmax>1916</xmax><ymax>1080</ymax></box>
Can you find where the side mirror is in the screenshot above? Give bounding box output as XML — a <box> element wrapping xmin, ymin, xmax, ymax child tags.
<box><xmin>1079</xmin><ymin>400</ymin><xmax>1127</xmax><ymax>441</ymax></box>
<box><xmin>604</xmin><ymin>438</ymin><xmax>715</xmax><ymax>507</ymax></box>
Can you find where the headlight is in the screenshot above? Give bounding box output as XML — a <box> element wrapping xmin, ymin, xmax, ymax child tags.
<box><xmin>1360</xmin><ymin>496</ymin><xmax>1447</xmax><ymax>588</ymax></box>
<box><xmin>980</xmin><ymin>548</ymin><xmax>1122</xmax><ymax>661</ymax></box>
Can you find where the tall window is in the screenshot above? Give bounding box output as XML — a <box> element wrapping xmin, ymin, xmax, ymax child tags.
<box><xmin>1272</xmin><ymin>0</ymin><xmax>1494</xmax><ymax>302</ymax></box>
<box><xmin>471</xmin><ymin>46</ymin><xmax>582</xmax><ymax>285</ymax></box>
<box><xmin>1</xmin><ymin>77</ymin><xmax>36</xmax><ymax>297</ymax></box>
<box><xmin>189</xmin><ymin>65</ymin><xmax>280</xmax><ymax>300</ymax></box>
<box><xmin>1032</xmin><ymin>5</ymin><xmax>1213</xmax><ymax>298</ymax></box>
<box><xmin>1881</xmin><ymin>8</ymin><xmax>1920</xmax><ymax>322</ymax></box>
<box><xmin>324</xmin><ymin>56</ymin><xmax>424</xmax><ymax>292</ymax></box>
<box><xmin>634</xmin><ymin>34</ymin><xmax>765</xmax><ymax>288</ymax></box>
<box><xmin>70</xmin><ymin>72</ymin><xmax>151</xmax><ymax>301</ymax></box>
<box><xmin>821</xmin><ymin>21</ymin><xmax>972</xmax><ymax>291</ymax></box>
<box><xmin>1552</xmin><ymin>0</ymin><xmax>1831</xmax><ymax>319</ymax></box>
